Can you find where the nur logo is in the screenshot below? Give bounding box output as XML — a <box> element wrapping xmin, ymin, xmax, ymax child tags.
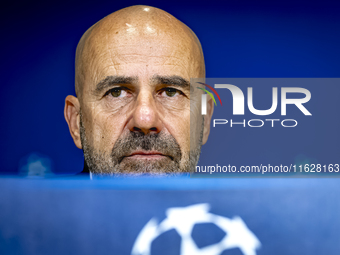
<box><xmin>198</xmin><ymin>82</ymin><xmax>312</xmax><ymax>116</ymax></box>
<box><xmin>197</xmin><ymin>82</ymin><xmax>222</xmax><ymax>115</ymax></box>
<box><xmin>197</xmin><ymin>79</ymin><xmax>312</xmax><ymax>128</ymax></box>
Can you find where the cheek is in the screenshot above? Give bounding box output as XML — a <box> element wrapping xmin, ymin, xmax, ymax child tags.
<box><xmin>163</xmin><ymin>109</ymin><xmax>191</xmax><ymax>151</ymax></box>
<box><xmin>159</xmin><ymin>97</ymin><xmax>203</xmax><ymax>153</ymax></box>
<box><xmin>189</xmin><ymin>94</ymin><xmax>204</xmax><ymax>143</ymax></box>
<box><xmin>87</xmin><ymin>108</ymin><xmax>127</xmax><ymax>151</ymax></box>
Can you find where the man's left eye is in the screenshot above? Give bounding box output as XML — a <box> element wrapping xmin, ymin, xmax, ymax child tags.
<box><xmin>162</xmin><ymin>88</ymin><xmax>180</xmax><ymax>97</ymax></box>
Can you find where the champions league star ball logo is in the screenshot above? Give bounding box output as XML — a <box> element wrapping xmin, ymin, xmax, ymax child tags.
<box><xmin>131</xmin><ymin>203</ymin><xmax>261</xmax><ymax>255</ymax></box>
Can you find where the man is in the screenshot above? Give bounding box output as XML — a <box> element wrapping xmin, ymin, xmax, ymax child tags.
<box><xmin>64</xmin><ymin>5</ymin><xmax>214</xmax><ymax>174</ymax></box>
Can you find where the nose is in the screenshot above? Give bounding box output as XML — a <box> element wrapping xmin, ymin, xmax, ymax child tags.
<box><xmin>127</xmin><ymin>90</ymin><xmax>163</xmax><ymax>134</ymax></box>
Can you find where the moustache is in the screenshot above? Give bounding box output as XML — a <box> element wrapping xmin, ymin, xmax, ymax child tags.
<box><xmin>111</xmin><ymin>131</ymin><xmax>182</xmax><ymax>164</ymax></box>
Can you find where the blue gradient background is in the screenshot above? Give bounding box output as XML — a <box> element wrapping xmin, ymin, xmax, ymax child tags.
<box><xmin>2</xmin><ymin>0</ymin><xmax>340</xmax><ymax>174</ymax></box>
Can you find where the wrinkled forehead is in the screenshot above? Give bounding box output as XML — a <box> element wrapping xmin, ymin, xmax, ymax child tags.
<box><xmin>77</xmin><ymin>7</ymin><xmax>204</xmax><ymax>92</ymax></box>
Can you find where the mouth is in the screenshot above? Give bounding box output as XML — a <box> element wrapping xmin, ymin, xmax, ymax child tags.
<box><xmin>122</xmin><ymin>151</ymin><xmax>173</xmax><ymax>161</ymax></box>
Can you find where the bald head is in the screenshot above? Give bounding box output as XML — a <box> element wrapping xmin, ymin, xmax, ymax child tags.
<box><xmin>75</xmin><ymin>5</ymin><xmax>205</xmax><ymax>100</ymax></box>
<box><xmin>65</xmin><ymin>5</ymin><xmax>214</xmax><ymax>174</ymax></box>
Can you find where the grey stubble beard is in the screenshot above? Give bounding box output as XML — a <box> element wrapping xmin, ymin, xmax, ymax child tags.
<box><xmin>79</xmin><ymin>110</ymin><xmax>203</xmax><ymax>175</ymax></box>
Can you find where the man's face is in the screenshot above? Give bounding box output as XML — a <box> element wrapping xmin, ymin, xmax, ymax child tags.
<box><xmin>65</xmin><ymin>7</ymin><xmax>213</xmax><ymax>174</ymax></box>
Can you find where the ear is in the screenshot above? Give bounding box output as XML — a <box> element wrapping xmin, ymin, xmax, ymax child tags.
<box><xmin>64</xmin><ymin>95</ymin><xmax>82</xmax><ymax>149</ymax></box>
<box><xmin>202</xmin><ymin>96</ymin><xmax>214</xmax><ymax>145</ymax></box>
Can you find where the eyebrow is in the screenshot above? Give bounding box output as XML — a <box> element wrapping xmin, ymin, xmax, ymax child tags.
<box><xmin>95</xmin><ymin>76</ymin><xmax>138</xmax><ymax>93</ymax></box>
<box><xmin>151</xmin><ymin>75</ymin><xmax>190</xmax><ymax>88</ymax></box>
<box><xmin>94</xmin><ymin>74</ymin><xmax>190</xmax><ymax>95</ymax></box>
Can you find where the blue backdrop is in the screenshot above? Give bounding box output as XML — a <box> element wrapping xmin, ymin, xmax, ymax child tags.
<box><xmin>2</xmin><ymin>0</ymin><xmax>340</xmax><ymax>174</ymax></box>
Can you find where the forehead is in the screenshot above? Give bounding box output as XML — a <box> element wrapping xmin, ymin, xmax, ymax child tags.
<box><xmin>81</xmin><ymin>22</ymin><xmax>202</xmax><ymax>88</ymax></box>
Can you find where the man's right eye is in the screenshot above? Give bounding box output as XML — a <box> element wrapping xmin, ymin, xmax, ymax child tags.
<box><xmin>110</xmin><ymin>88</ymin><xmax>122</xmax><ymax>97</ymax></box>
<box><xmin>105</xmin><ymin>87</ymin><xmax>129</xmax><ymax>98</ymax></box>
